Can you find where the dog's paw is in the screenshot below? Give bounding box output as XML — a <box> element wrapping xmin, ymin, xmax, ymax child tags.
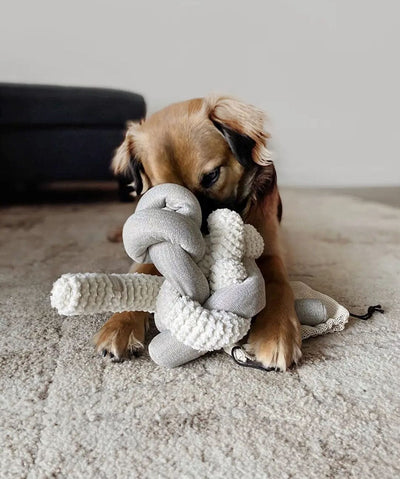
<box><xmin>93</xmin><ymin>311</ymin><xmax>147</xmax><ymax>361</ymax></box>
<box><xmin>246</xmin><ymin>314</ymin><xmax>302</xmax><ymax>371</ymax></box>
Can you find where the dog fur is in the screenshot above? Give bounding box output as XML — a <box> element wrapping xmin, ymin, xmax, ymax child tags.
<box><xmin>94</xmin><ymin>95</ymin><xmax>302</xmax><ymax>370</ymax></box>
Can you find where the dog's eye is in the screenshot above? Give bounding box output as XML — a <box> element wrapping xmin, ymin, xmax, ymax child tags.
<box><xmin>201</xmin><ymin>167</ymin><xmax>221</xmax><ymax>188</ymax></box>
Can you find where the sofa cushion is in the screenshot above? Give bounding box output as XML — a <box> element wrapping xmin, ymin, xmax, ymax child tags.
<box><xmin>0</xmin><ymin>83</ymin><xmax>146</xmax><ymax>186</ymax></box>
<box><xmin>0</xmin><ymin>83</ymin><xmax>146</xmax><ymax>127</ymax></box>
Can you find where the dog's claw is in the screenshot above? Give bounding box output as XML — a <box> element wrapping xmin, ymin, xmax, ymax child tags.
<box><xmin>101</xmin><ymin>349</ymin><xmax>119</xmax><ymax>361</ymax></box>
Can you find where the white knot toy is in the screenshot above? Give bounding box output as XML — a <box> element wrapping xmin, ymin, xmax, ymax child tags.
<box><xmin>51</xmin><ymin>183</ymin><xmax>353</xmax><ymax>369</ymax></box>
<box><xmin>52</xmin><ymin>184</ymin><xmax>267</xmax><ymax>366</ymax></box>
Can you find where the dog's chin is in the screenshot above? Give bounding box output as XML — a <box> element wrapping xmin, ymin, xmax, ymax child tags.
<box><xmin>195</xmin><ymin>192</ymin><xmax>249</xmax><ymax>233</ymax></box>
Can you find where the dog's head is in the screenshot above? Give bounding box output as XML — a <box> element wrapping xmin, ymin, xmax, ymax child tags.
<box><xmin>112</xmin><ymin>95</ymin><xmax>275</xmax><ymax>219</ymax></box>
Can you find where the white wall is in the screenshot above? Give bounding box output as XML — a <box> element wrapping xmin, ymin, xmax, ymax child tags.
<box><xmin>1</xmin><ymin>0</ymin><xmax>399</xmax><ymax>186</ymax></box>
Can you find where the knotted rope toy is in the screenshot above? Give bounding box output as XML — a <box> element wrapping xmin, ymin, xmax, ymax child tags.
<box><xmin>52</xmin><ymin>184</ymin><xmax>268</xmax><ymax>366</ymax></box>
<box><xmin>51</xmin><ymin>183</ymin><xmax>383</xmax><ymax>369</ymax></box>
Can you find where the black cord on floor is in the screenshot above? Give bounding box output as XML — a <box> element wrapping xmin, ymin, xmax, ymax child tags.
<box><xmin>349</xmin><ymin>305</ymin><xmax>384</xmax><ymax>320</ymax></box>
<box><xmin>231</xmin><ymin>346</ymin><xmax>276</xmax><ymax>372</ymax></box>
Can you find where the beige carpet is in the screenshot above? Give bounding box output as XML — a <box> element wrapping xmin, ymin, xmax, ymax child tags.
<box><xmin>1</xmin><ymin>189</ymin><xmax>399</xmax><ymax>478</ymax></box>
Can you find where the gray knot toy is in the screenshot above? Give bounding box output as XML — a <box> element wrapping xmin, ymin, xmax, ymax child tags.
<box><xmin>122</xmin><ymin>183</ymin><xmax>267</xmax><ymax>366</ymax></box>
<box><xmin>51</xmin><ymin>183</ymin><xmax>351</xmax><ymax>368</ymax></box>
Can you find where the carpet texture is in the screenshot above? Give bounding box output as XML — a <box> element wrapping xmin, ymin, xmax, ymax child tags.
<box><xmin>0</xmin><ymin>189</ymin><xmax>399</xmax><ymax>478</ymax></box>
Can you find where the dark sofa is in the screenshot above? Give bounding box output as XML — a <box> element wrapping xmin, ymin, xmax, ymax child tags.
<box><xmin>0</xmin><ymin>83</ymin><xmax>145</xmax><ymax>194</ymax></box>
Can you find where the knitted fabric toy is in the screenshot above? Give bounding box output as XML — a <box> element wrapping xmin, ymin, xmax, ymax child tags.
<box><xmin>52</xmin><ymin>184</ymin><xmax>267</xmax><ymax>366</ymax></box>
<box><xmin>51</xmin><ymin>183</ymin><xmax>351</xmax><ymax>368</ymax></box>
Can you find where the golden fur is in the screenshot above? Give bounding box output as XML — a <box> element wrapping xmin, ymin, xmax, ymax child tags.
<box><xmin>94</xmin><ymin>95</ymin><xmax>302</xmax><ymax>370</ymax></box>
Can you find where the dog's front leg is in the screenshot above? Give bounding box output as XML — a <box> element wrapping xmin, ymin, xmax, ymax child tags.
<box><xmin>245</xmin><ymin>194</ymin><xmax>302</xmax><ymax>371</ymax></box>
<box><xmin>93</xmin><ymin>263</ymin><xmax>159</xmax><ymax>360</ymax></box>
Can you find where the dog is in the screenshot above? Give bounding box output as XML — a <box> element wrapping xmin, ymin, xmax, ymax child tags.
<box><xmin>94</xmin><ymin>95</ymin><xmax>302</xmax><ymax>370</ymax></box>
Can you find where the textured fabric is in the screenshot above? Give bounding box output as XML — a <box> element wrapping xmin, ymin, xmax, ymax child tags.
<box><xmin>148</xmin><ymin>331</ymin><xmax>205</xmax><ymax>369</ymax></box>
<box><xmin>293</xmin><ymin>282</ymin><xmax>349</xmax><ymax>338</ymax></box>
<box><xmin>51</xmin><ymin>184</ymin><xmax>266</xmax><ymax>363</ymax></box>
<box><xmin>152</xmin><ymin>297</ymin><xmax>329</xmax><ymax>368</ymax></box>
<box><xmin>122</xmin><ymin>184</ymin><xmax>266</xmax><ymax>360</ymax></box>
<box><xmin>295</xmin><ymin>299</ymin><xmax>327</xmax><ymax>326</ymax></box>
<box><xmin>51</xmin><ymin>272</ymin><xmax>164</xmax><ymax>315</ymax></box>
<box><xmin>123</xmin><ymin>184</ymin><xmax>208</xmax><ymax>302</ymax></box>
<box><xmin>1</xmin><ymin>189</ymin><xmax>399</xmax><ymax>478</ymax></box>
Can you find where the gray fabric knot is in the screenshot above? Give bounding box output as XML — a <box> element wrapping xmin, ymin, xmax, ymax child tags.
<box><xmin>122</xmin><ymin>183</ymin><xmax>266</xmax><ymax>367</ymax></box>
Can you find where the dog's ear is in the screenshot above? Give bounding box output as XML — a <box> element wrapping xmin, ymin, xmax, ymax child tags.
<box><xmin>205</xmin><ymin>95</ymin><xmax>272</xmax><ymax>168</ymax></box>
<box><xmin>111</xmin><ymin>122</ymin><xmax>148</xmax><ymax>196</ymax></box>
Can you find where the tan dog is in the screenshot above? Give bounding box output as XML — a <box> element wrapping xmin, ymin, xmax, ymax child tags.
<box><xmin>94</xmin><ymin>95</ymin><xmax>302</xmax><ymax>370</ymax></box>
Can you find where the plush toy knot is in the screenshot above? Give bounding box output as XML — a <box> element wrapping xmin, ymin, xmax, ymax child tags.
<box><xmin>50</xmin><ymin>182</ymin><xmax>352</xmax><ymax>369</ymax></box>
<box><xmin>121</xmin><ymin>184</ymin><xmax>266</xmax><ymax>356</ymax></box>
